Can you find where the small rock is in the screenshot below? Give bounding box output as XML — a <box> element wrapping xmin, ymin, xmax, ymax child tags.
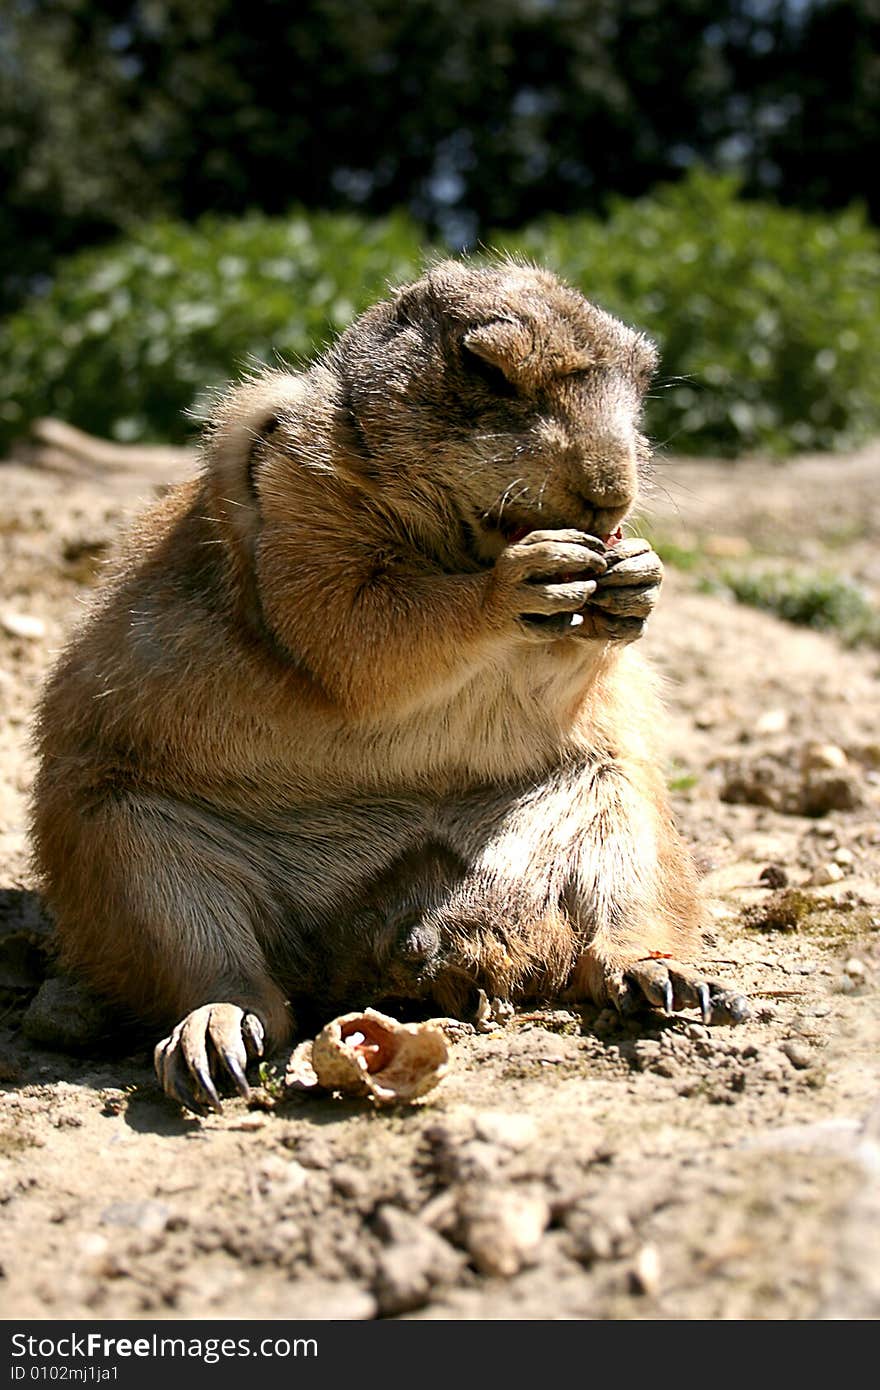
<box><xmin>629</xmin><ymin>1243</ymin><xmax>662</xmax><ymax>1296</ymax></box>
<box><xmin>593</xmin><ymin>1008</ymin><xmax>620</xmax><ymax>1035</ymax></box>
<box><xmin>77</xmin><ymin>1233</ymin><xmax>122</xmax><ymax>1279</ymax></box>
<box><xmin>445</xmin><ymin>1139</ymin><xmax>505</xmax><ymax>1184</ymax></box>
<box><xmin>685</xmin><ymin>1022</ymin><xmax>709</xmax><ymax>1041</ymax></box>
<box><xmin>1</xmin><ymin>611</ymin><xmax>46</xmax><ymax>640</ymax></box>
<box><xmin>456</xmin><ymin>1187</ymin><xmax>550</xmax><ymax>1278</ymax></box>
<box><xmin>844</xmin><ymin>958</ymin><xmax>866</xmax><ymax>981</ymax></box>
<box><xmin>801</xmin><ymin>743</ymin><xmax>848</xmax><ymax>773</ymax></box>
<box><xmin>22</xmin><ymin>975</ymin><xmax>112</xmax><ymax>1049</ymax></box>
<box><xmin>802</xmin><ymin>771</ymin><xmax>863</xmax><ymax>816</ymax></box>
<box><xmin>780</xmin><ymin>1040</ymin><xmax>812</xmax><ymax>1070</ymax></box>
<box><xmin>755</xmin><ymin>708</ymin><xmax>789</xmax><ymax>736</ymax></box>
<box><xmin>809</xmin><ymin>862</ymin><xmax>845</xmax><ymax>886</ymax></box>
<box><xmin>568</xmin><ymin>1208</ymin><xmax>634</xmax><ymax>1264</ymax></box>
<box><xmin>282</xmin><ymin>1135</ymin><xmax>332</xmax><ymax>1168</ymax></box>
<box><xmin>759</xmin><ymin>863</ymin><xmax>789</xmax><ymax>889</ymax></box>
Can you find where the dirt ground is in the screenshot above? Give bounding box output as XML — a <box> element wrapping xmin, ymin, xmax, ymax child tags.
<box><xmin>1</xmin><ymin>439</ymin><xmax>879</xmax><ymax>1321</ymax></box>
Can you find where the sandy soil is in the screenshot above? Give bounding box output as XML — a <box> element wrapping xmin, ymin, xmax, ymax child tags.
<box><xmin>1</xmin><ymin>441</ymin><xmax>878</xmax><ymax>1321</ymax></box>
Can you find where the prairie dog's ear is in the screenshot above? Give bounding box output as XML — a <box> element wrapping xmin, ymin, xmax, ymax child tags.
<box><xmin>462</xmin><ymin>319</ymin><xmax>534</xmax><ymax>375</ymax></box>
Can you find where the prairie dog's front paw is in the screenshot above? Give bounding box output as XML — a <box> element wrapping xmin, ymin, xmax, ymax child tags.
<box><xmin>486</xmin><ymin>529</ymin><xmax>608</xmax><ymax>637</ymax></box>
<box><xmin>154</xmin><ymin>1003</ymin><xmax>265</xmax><ymax>1114</ymax></box>
<box><xmin>578</xmin><ymin>538</ymin><xmax>663</xmax><ymax>642</ymax></box>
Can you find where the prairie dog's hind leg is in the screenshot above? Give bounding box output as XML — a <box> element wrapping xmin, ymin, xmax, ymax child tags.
<box><xmin>562</xmin><ymin>761</ymin><xmax>750</xmax><ymax>1024</ymax></box>
<box><xmin>32</xmin><ymin>790</ymin><xmax>295</xmax><ymax>1113</ymax></box>
<box><xmin>425</xmin><ymin>762</ymin><xmax>748</xmax><ymax>1025</ymax></box>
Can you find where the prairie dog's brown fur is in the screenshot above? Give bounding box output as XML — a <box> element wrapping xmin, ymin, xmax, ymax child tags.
<box><xmin>32</xmin><ymin>259</ymin><xmax>744</xmax><ymax>1111</ymax></box>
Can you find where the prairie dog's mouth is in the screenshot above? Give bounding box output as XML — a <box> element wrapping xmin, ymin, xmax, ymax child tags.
<box><xmin>505</xmin><ymin>523</ymin><xmax>624</xmax><ymax>547</ymax></box>
<box><xmin>469</xmin><ymin>513</ymin><xmax>625</xmax><ymax>566</ymax></box>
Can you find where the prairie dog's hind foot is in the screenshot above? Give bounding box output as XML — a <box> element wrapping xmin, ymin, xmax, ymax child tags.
<box><xmin>570</xmin><ymin>953</ymin><xmax>750</xmax><ymax>1027</ymax></box>
<box><xmin>620</xmin><ymin>958</ymin><xmax>750</xmax><ymax>1025</ymax></box>
<box><xmin>154</xmin><ymin>1004</ymin><xmax>266</xmax><ymax>1114</ymax></box>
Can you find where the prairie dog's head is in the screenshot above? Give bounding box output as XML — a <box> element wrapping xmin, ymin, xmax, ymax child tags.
<box><xmin>331</xmin><ymin>258</ymin><xmax>658</xmax><ymax>559</ymax></box>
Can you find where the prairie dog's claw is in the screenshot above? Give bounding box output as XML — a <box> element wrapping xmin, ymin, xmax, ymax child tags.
<box><xmin>607</xmin><ymin>959</ymin><xmax>749</xmax><ymax>1027</ymax></box>
<box><xmin>154</xmin><ymin>1003</ymin><xmax>265</xmax><ymax>1114</ymax></box>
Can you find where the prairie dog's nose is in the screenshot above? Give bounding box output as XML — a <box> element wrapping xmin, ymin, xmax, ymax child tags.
<box><xmin>570</xmin><ymin>433</ymin><xmax>638</xmax><ymax>536</ymax></box>
<box><xmin>576</xmin><ymin>434</ymin><xmax>637</xmax><ymax>506</ymax></box>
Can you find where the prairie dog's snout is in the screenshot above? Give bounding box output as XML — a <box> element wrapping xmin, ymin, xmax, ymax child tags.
<box><xmin>531</xmin><ymin>408</ymin><xmax>642</xmax><ymax>541</ymax></box>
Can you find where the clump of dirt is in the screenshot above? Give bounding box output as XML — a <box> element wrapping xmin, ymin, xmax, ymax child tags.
<box><xmin>1</xmin><ymin>443</ymin><xmax>879</xmax><ymax>1319</ymax></box>
<box><xmin>718</xmin><ymin>744</ymin><xmax>865</xmax><ymax>816</ymax></box>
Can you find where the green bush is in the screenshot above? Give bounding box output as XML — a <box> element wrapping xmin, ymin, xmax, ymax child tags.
<box><xmin>0</xmin><ymin>210</ymin><xmax>426</xmax><ymax>447</ymax></box>
<box><xmin>2</xmin><ymin>171</ymin><xmax>879</xmax><ymax>456</ymax></box>
<box><xmin>495</xmin><ymin>170</ymin><xmax>880</xmax><ymax>456</ymax></box>
<box><xmin>712</xmin><ymin>567</ymin><xmax>880</xmax><ymax>647</ymax></box>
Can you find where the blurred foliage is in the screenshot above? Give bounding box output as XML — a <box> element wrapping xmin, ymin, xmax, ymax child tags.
<box><xmin>2</xmin><ymin>0</ymin><xmax>878</xmax><ymax>317</ymax></box>
<box><xmin>711</xmin><ymin>567</ymin><xmax>880</xmax><ymax>646</ymax></box>
<box><xmin>0</xmin><ymin>210</ymin><xmax>426</xmax><ymax>446</ymax></box>
<box><xmin>499</xmin><ymin>172</ymin><xmax>880</xmax><ymax>455</ymax></box>
<box><xmin>2</xmin><ymin>172</ymin><xmax>878</xmax><ymax>457</ymax></box>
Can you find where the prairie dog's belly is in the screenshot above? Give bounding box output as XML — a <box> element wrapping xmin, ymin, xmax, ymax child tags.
<box><xmin>246</xmin><ymin>762</ymin><xmax>590</xmax><ymax>935</ymax></box>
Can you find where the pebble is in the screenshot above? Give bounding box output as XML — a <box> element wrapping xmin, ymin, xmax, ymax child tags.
<box><xmin>759</xmin><ymin>863</ymin><xmax>789</xmax><ymax>889</ymax></box>
<box><xmin>809</xmin><ymin>862</ymin><xmax>845</xmax><ymax>886</ymax></box>
<box><xmin>833</xmin><ymin>847</ymin><xmax>855</xmax><ymax>867</ymax></box>
<box><xmin>77</xmin><ymin>1233</ymin><xmax>122</xmax><ymax>1279</ymax></box>
<box><xmin>569</xmin><ymin>1210</ymin><xmax>634</xmax><ymax>1263</ymax></box>
<box><xmin>684</xmin><ymin>1022</ymin><xmax>710</xmax><ymax>1041</ymax></box>
<box><xmin>754</xmin><ymin>708</ymin><xmax>789</xmax><ymax>736</ymax></box>
<box><xmin>801</xmin><ymin>743</ymin><xmax>848</xmax><ymax>773</ymax></box>
<box><xmin>780</xmin><ymin>1040</ymin><xmax>812</xmax><ymax>1070</ymax></box>
<box><xmin>1</xmin><ymin>611</ymin><xmax>45</xmax><ymax>640</ymax></box>
<box><xmin>22</xmin><ymin>976</ymin><xmax>110</xmax><ymax>1050</ymax></box>
<box><xmin>629</xmin><ymin>1243</ymin><xmax>662</xmax><ymax>1296</ymax></box>
<box><xmin>457</xmin><ymin>1188</ymin><xmax>550</xmax><ymax>1278</ymax></box>
<box><xmin>844</xmin><ymin>958</ymin><xmax>866</xmax><ymax>981</ymax></box>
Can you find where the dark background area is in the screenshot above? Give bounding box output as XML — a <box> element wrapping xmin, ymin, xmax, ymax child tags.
<box><xmin>2</xmin><ymin>0</ymin><xmax>878</xmax><ymax>317</ymax></box>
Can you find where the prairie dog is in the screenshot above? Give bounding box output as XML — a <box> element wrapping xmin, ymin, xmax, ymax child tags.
<box><xmin>32</xmin><ymin>259</ymin><xmax>746</xmax><ymax>1112</ymax></box>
